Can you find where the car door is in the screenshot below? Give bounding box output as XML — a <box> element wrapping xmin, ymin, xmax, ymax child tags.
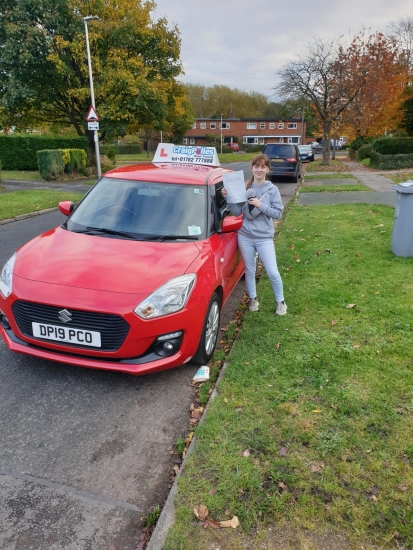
<box><xmin>207</xmin><ymin>178</ymin><xmax>243</xmax><ymax>302</ymax></box>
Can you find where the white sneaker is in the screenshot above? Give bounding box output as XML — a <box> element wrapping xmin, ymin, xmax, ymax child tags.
<box><xmin>248</xmin><ymin>298</ymin><xmax>259</xmax><ymax>312</ymax></box>
<box><xmin>276</xmin><ymin>301</ymin><xmax>287</xmax><ymax>315</ymax></box>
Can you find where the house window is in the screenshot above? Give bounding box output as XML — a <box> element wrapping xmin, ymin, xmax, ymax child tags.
<box><xmin>210</xmin><ymin>123</ymin><xmax>216</xmax><ymax>129</ymax></box>
<box><xmin>190</xmin><ymin>138</ymin><xmax>195</xmax><ymax>144</ymax></box>
<box><xmin>220</xmin><ymin>122</ymin><xmax>230</xmax><ymax>129</ymax></box>
<box><xmin>269</xmin><ymin>123</ymin><xmax>275</xmax><ymax>129</ymax></box>
<box><xmin>200</xmin><ymin>122</ymin><xmax>206</xmax><ymax>129</ymax></box>
<box><xmin>287</xmin><ymin>123</ymin><xmax>297</xmax><ymax>129</ymax></box>
<box><xmin>279</xmin><ymin>138</ymin><xmax>284</xmax><ymax>143</ymax></box>
<box><xmin>278</xmin><ymin>123</ymin><xmax>284</xmax><ymax>129</ymax></box>
<box><xmin>260</xmin><ymin>123</ymin><xmax>265</xmax><ymax>129</ymax></box>
<box><xmin>288</xmin><ymin>137</ymin><xmax>299</xmax><ymax>143</ymax></box>
<box><xmin>183</xmin><ymin>138</ymin><xmax>188</xmax><ymax>144</ymax></box>
<box><xmin>246</xmin><ymin>123</ymin><xmax>257</xmax><ymax>129</ymax></box>
<box><xmin>192</xmin><ymin>123</ymin><xmax>196</xmax><ymax>129</ymax></box>
<box><xmin>243</xmin><ymin>136</ymin><xmax>258</xmax><ymax>144</ymax></box>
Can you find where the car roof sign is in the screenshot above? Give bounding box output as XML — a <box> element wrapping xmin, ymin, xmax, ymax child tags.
<box><xmin>153</xmin><ymin>143</ymin><xmax>220</xmax><ymax>166</ymax></box>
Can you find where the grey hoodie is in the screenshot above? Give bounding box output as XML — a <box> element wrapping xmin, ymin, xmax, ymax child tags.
<box><xmin>226</xmin><ymin>180</ymin><xmax>283</xmax><ymax>239</ymax></box>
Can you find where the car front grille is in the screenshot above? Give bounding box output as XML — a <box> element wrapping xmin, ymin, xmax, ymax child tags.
<box><xmin>11</xmin><ymin>300</ymin><xmax>130</xmax><ymax>352</ymax></box>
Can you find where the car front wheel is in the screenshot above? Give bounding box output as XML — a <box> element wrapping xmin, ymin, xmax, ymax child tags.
<box><xmin>192</xmin><ymin>293</ymin><xmax>221</xmax><ymax>364</ymax></box>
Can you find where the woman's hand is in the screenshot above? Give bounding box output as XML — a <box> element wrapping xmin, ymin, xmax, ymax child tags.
<box><xmin>248</xmin><ymin>197</ymin><xmax>261</xmax><ymax>208</ymax></box>
<box><xmin>221</xmin><ymin>187</ymin><xmax>227</xmax><ymax>198</ymax></box>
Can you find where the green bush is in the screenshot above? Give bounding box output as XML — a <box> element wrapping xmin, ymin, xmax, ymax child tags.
<box><xmin>221</xmin><ymin>147</ymin><xmax>234</xmax><ymax>154</ymax></box>
<box><xmin>245</xmin><ymin>145</ymin><xmax>264</xmax><ymax>153</ymax></box>
<box><xmin>107</xmin><ymin>147</ymin><xmax>116</xmax><ymax>163</ymax></box>
<box><xmin>348</xmin><ymin>135</ymin><xmax>375</xmax><ymax>151</ymax></box>
<box><xmin>0</xmin><ymin>160</ymin><xmax>2</xmax><ymax>181</ymax></box>
<box><xmin>357</xmin><ymin>144</ymin><xmax>373</xmax><ymax>161</ymax></box>
<box><xmin>371</xmin><ymin>137</ymin><xmax>413</xmax><ymax>155</ymax></box>
<box><xmin>36</xmin><ymin>150</ymin><xmax>66</xmax><ymax>180</ymax></box>
<box><xmin>64</xmin><ymin>148</ymin><xmax>87</xmax><ymax>174</ymax></box>
<box><xmin>100</xmin><ymin>143</ymin><xmax>142</xmax><ymax>155</ymax></box>
<box><xmin>370</xmin><ymin>150</ymin><xmax>413</xmax><ymax>169</ymax></box>
<box><xmin>0</xmin><ymin>135</ymin><xmax>88</xmax><ymax>170</ymax></box>
<box><xmin>348</xmin><ymin>148</ymin><xmax>357</xmax><ymax>160</ymax></box>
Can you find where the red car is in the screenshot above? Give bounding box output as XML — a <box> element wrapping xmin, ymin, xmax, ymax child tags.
<box><xmin>0</xmin><ymin>145</ymin><xmax>244</xmax><ymax>375</ymax></box>
<box><xmin>226</xmin><ymin>142</ymin><xmax>239</xmax><ymax>152</ymax></box>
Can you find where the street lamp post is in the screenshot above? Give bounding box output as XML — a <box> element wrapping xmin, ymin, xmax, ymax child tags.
<box><xmin>83</xmin><ymin>15</ymin><xmax>101</xmax><ymax>178</ymax></box>
<box><xmin>220</xmin><ymin>113</ymin><xmax>223</xmax><ymax>154</ymax></box>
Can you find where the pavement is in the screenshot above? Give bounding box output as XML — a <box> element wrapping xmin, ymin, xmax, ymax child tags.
<box><xmin>296</xmin><ymin>162</ymin><xmax>398</xmax><ymax>206</ymax></box>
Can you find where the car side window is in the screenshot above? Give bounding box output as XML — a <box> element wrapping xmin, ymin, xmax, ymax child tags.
<box><xmin>211</xmin><ymin>182</ymin><xmax>229</xmax><ymax>232</ymax></box>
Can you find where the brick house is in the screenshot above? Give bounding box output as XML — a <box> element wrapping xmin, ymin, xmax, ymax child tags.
<box><xmin>184</xmin><ymin>111</ymin><xmax>307</xmax><ymax>148</ymax></box>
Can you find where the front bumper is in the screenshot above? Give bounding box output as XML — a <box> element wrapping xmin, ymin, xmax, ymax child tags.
<box><xmin>0</xmin><ymin>278</ymin><xmax>207</xmax><ymax>375</ymax></box>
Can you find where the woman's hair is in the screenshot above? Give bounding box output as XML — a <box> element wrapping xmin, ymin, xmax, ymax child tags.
<box><xmin>246</xmin><ymin>153</ymin><xmax>270</xmax><ymax>189</ymax></box>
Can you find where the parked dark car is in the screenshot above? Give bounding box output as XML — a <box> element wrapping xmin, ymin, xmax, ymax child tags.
<box><xmin>298</xmin><ymin>145</ymin><xmax>314</xmax><ymax>162</ymax></box>
<box><xmin>261</xmin><ymin>143</ymin><xmax>302</xmax><ymax>183</ymax></box>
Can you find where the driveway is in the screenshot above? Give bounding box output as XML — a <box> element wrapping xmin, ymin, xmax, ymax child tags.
<box><xmin>0</xmin><ymin>163</ymin><xmax>297</xmax><ymax>549</ymax></box>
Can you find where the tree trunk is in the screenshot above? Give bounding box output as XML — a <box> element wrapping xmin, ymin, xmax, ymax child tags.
<box><xmin>321</xmin><ymin>121</ymin><xmax>332</xmax><ymax>165</ymax></box>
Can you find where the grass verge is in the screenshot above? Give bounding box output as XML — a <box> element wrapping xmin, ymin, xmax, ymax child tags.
<box><xmin>0</xmin><ymin>190</ymin><xmax>84</xmax><ymax>221</ymax></box>
<box><xmin>305</xmin><ymin>160</ymin><xmax>350</xmax><ymax>173</ymax></box>
<box><xmin>1</xmin><ymin>170</ymin><xmax>43</xmax><ymax>181</ymax></box>
<box><xmin>387</xmin><ymin>172</ymin><xmax>413</xmax><ymax>184</ymax></box>
<box><xmin>305</xmin><ymin>174</ymin><xmax>354</xmax><ymax>181</ymax></box>
<box><xmin>164</xmin><ymin>203</ymin><xmax>413</xmax><ymax>550</ymax></box>
<box><xmin>301</xmin><ymin>184</ymin><xmax>371</xmax><ymax>193</ymax></box>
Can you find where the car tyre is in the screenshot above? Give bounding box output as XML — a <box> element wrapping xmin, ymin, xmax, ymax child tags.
<box><xmin>192</xmin><ymin>292</ymin><xmax>221</xmax><ymax>364</ymax></box>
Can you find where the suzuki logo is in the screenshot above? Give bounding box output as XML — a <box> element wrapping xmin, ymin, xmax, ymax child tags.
<box><xmin>58</xmin><ymin>309</ymin><xmax>72</xmax><ymax>323</ymax></box>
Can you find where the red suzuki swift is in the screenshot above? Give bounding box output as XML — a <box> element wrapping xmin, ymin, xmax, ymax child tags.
<box><xmin>0</xmin><ymin>145</ymin><xmax>244</xmax><ymax>375</ymax></box>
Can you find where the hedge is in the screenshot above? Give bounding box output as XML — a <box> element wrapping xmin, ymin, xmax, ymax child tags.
<box><xmin>36</xmin><ymin>150</ymin><xmax>66</xmax><ymax>180</ymax></box>
<box><xmin>369</xmin><ymin>150</ymin><xmax>413</xmax><ymax>170</ymax></box>
<box><xmin>372</xmin><ymin>137</ymin><xmax>413</xmax><ymax>155</ymax></box>
<box><xmin>0</xmin><ymin>134</ymin><xmax>88</xmax><ymax>170</ymax></box>
<box><xmin>100</xmin><ymin>144</ymin><xmax>142</xmax><ymax>155</ymax></box>
<box><xmin>356</xmin><ymin>144</ymin><xmax>373</xmax><ymax>161</ymax></box>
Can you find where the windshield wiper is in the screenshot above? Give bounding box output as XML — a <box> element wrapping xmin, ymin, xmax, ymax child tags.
<box><xmin>144</xmin><ymin>235</ymin><xmax>199</xmax><ymax>241</ymax></box>
<box><xmin>73</xmin><ymin>226</ymin><xmax>139</xmax><ymax>240</ymax></box>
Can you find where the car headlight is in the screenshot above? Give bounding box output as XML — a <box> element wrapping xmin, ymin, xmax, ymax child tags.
<box><xmin>135</xmin><ymin>274</ymin><xmax>196</xmax><ymax>319</ymax></box>
<box><xmin>0</xmin><ymin>253</ymin><xmax>16</xmax><ymax>298</ymax></box>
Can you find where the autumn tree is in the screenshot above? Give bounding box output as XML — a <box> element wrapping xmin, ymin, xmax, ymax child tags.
<box><xmin>0</xmin><ymin>0</ymin><xmax>192</xmax><ymax>159</ymax></box>
<box><xmin>276</xmin><ymin>35</ymin><xmax>376</xmax><ymax>164</ymax></box>
<box><xmin>185</xmin><ymin>84</ymin><xmax>269</xmax><ymax>119</ymax></box>
<box><xmin>339</xmin><ymin>33</ymin><xmax>407</xmax><ymax>139</ymax></box>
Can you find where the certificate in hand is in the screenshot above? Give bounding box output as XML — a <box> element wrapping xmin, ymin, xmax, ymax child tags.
<box><xmin>222</xmin><ymin>171</ymin><xmax>246</xmax><ymax>203</ymax></box>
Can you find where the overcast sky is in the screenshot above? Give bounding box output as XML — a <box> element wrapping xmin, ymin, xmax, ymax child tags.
<box><xmin>152</xmin><ymin>0</ymin><xmax>412</xmax><ymax>99</ymax></box>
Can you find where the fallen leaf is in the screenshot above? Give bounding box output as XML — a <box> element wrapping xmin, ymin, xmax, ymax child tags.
<box><xmin>312</xmin><ymin>409</ymin><xmax>322</xmax><ymax>413</ymax></box>
<box><xmin>325</xmin><ymin>248</ymin><xmax>331</xmax><ymax>253</ymax></box>
<box><xmin>290</xmin><ymin>244</ymin><xmax>295</xmax><ymax>249</ymax></box>
<box><xmin>209</xmin><ymin>488</ymin><xmax>217</xmax><ymax>495</ymax></box>
<box><xmin>279</xmin><ymin>446</ymin><xmax>288</xmax><ymax>456</ymax></box>
<box><xmin>225</xmin><ymin>509</ymin><xmax>231</xmax><ymax>516</ymax></box>
<box><xmin>346</xmin><ymin>304</ymin><xmax>357</xmax><ymax>309</ymax></box>
<box><xmin>245</xmin><ymin>361</ymin><xmax>250</xmax><ymax>365</ymax></box>
<box><xmin>355</xmin><ymin>253</ymin><xmax>361</xmax><ymax>257</ymax></box>
<box><xmin>194</xmin><ymin>504</ymin><xmax>209</xmax><ymax>521</ymax></box>
<box><xmin>205</xmin><ymin>519</ymin><xmax>221</xmax><ymax>529</ymax></box>
<box><xmin>219</xmin><ymin>516</ymin><xmax>239</xmax><ymax>529</ymax></box>
<box><xmin>353</xmin><ymin>344</ymin><xmax>360</xmax><ymax>349</ymax></box>
<box><xmin>332</xmin><ymin>320</ymin><xmax>338</xmax><ymax>326</ymax></box>
<box><xmin>243</xmin><ymin>449</ymin><xmax>251</xmax><ymax>457</ymax></box>
<box><xmin>315</xmin><ymin>249</ymin><xmax>322</xmax><ymax>256</ymax></box>
<box><xmin>375</xmin><ymin>224</ymin><xmax>384</xmax><ymax>228</ymax></box>
<box><xmin>276</xmin><ymin>342</ymin><xmax>280</xmax><ymax>350</ymax></box>
<box><xmin>278</xmin><ymin>482</ymin><xmax>287</xmax><ymax>490</ymax></box>
<box><xmin>310</xmin><ymin>463</ymin><xmax>325</xmax><ymax>472</ymax></box>
<box><xmin>375</xmin><ymin>291</ymin><xmax>380</xmax><ymax>295</ymax></box>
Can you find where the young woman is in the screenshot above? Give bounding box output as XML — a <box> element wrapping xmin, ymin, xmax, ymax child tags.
<box><xmin>222</xmin><ymin>153</ymin><xmax>287</xmax><ymax>315</ymax></box>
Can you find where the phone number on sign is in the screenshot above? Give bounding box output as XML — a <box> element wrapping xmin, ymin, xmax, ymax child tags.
<box><xmin>171</xmin><ymin>156</ymin><xmax>213</xmax><ymax>163</ymax></box>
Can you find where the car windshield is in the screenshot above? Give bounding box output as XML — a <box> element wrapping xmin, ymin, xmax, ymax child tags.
<box><xmin>66</xmin><ymin>177</ymin><xmax>207</xmax><ymax>240</ymax></box>
<box><xmin>298</xmin><ymin>146</ymin><xmax>312</xmax><ymax>152</ymax></box>
<box><xmin>263</xmin><ymin>144</ymin><xmax>295</xmax><ymax>156</ymax></box>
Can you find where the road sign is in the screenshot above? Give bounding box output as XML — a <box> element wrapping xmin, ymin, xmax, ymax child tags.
<box><xmin>88</xmin><ymin>121</ymin><xmax>99</xmax><ymax>131</ymax></box>
<box><xmin>85</xmin><ymin>105</ymin><xmax>100</xmax><ymax>122</ymax></box>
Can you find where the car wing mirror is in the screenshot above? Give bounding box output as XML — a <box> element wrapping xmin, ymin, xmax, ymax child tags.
<box><xmin>220</xmin><ymin>216</ymin><xmax>243</xmax><ymax>233</ymax></box>
<box><xmin>58</xmin><ymin>201</ymin><xmax>74</xmax><ymax>216</ymax></box>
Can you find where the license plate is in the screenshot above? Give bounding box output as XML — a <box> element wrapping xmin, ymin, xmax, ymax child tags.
<box><xmin>32</xmin><ymin>322</ymin><xmax>101</xmax><ymax>347</ymax></box>
<box><xmin>271</xmin><ymin>158</ymin><xmax>283</xmax><ymax>162</ymax></box>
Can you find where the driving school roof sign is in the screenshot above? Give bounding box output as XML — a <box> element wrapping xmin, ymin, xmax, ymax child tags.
<box><xmin>153</xmin><ymin>143</ymin><xmax>220</xmax><ymax>166</ymax></box>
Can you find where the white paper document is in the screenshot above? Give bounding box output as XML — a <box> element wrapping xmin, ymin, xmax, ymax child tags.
<box><xmin>222</xmin><ymin>170</ymin><xmax>246</xmax><ymax>203</ymax></box>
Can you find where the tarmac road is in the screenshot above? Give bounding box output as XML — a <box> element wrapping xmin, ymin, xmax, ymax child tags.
<box><xmin>0</xmin><ymin>163</ymin><xmax>297</xmax><ymax>549</ymax></box>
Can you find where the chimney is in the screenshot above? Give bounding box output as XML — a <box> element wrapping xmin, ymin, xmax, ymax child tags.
<box><xmin>228</xmin><ymin>109</ymin><xmax>236</xmax><ymax>119</ymax></box>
